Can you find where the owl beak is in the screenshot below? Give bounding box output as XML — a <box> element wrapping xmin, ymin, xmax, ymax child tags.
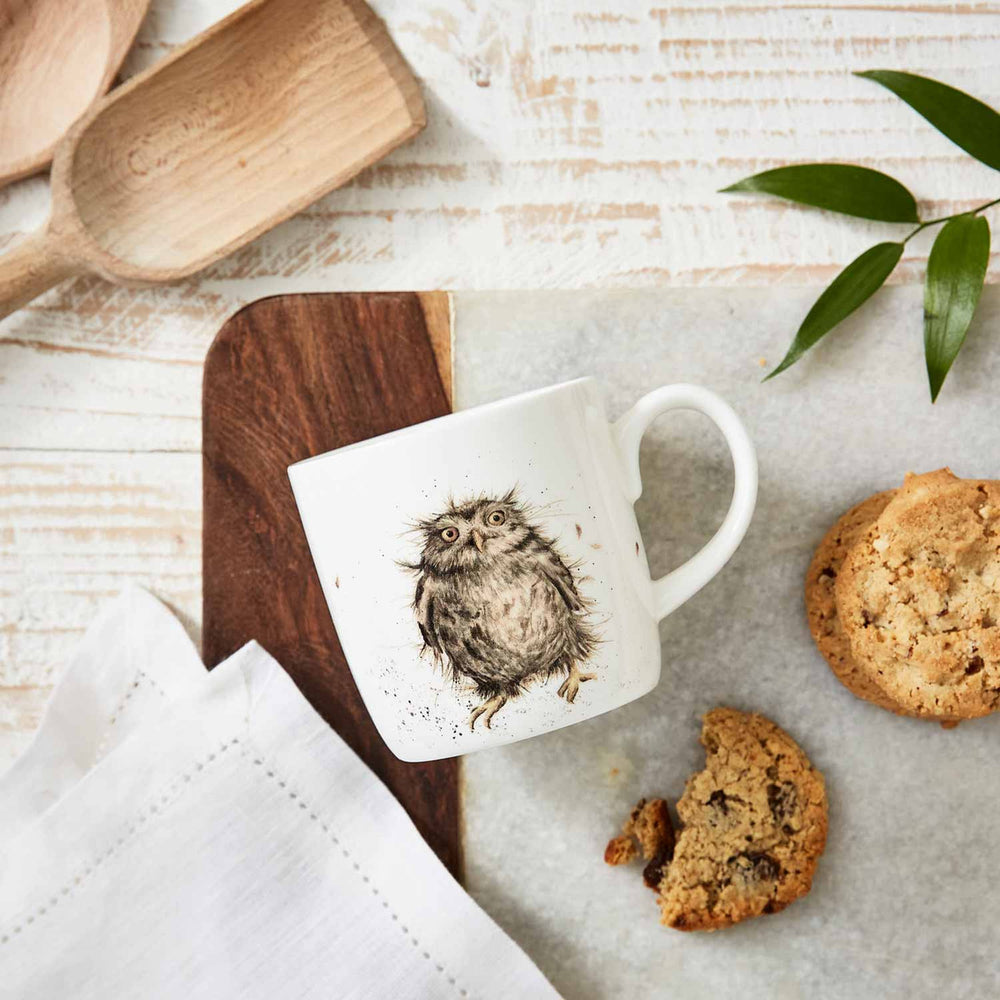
<box><xmin>471</xmin><ymin>529</ymin><xmax>486</xmax><ymax>552</ymax></box>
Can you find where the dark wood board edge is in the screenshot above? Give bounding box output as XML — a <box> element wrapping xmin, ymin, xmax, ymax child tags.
<box><xmin>202</xmin><ymin>291</ymin><xmax>461</xmax><ymax>879</ymax></box>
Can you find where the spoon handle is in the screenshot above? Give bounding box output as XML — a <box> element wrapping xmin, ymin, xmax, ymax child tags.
<box><xmin>0</xmin><ymin>230</ymin><xmax>79</xmax><ymax>321</ymax></box>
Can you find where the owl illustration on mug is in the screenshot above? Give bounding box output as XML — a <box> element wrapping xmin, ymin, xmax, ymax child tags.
<box><xmin>406</xmin><ymin>488</ymin><xmax>601</xmax><ymax>730</ymax></box>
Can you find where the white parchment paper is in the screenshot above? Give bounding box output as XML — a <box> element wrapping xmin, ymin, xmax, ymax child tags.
<box><xmin>454</xmin><ymin>286</ymin><xmax>1000</xmax><ymax>1000</ymax></box>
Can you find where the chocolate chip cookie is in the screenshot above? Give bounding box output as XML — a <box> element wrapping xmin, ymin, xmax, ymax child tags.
<box><xmin>805</xmin><ymin>489</ymin><xmax>914</xmax><ymax>714</ymax></box>
<box><xmin>837</xmin><ymin>469</ymin><xmax>1000</xmax><ymax>720</ymax></box>
<box><xmin>605</xmin><ymin>709</ymin><xmax>828</xmax><ymax>931</ymax></box>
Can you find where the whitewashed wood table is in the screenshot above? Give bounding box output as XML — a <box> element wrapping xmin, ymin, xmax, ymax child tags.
<box><xmin>2</xmin><ymin>0</ymin><xmax>999</xmax><ymax>765</ymax></box>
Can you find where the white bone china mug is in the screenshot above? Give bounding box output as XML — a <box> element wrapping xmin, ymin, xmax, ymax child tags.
<box><xmin>289</xmin><ymin>377</ymin><xmax>757</xmax><ymax>762</ymax></box>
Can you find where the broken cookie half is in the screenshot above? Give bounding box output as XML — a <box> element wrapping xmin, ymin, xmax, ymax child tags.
<box><xmin>605</xmin><ymin>708</ymin><xmax>828</xmax><ymax>931</ymax></box>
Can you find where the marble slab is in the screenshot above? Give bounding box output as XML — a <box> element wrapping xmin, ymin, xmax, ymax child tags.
<box><xmin>454</xmin><ymin>286</ymin><xmax>1000</xmax><ymax>1000</ymax></box>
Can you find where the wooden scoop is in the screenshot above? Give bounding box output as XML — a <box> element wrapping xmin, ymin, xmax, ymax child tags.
<box><xmin>0</xmin><ymin>0</ymin><xmax>424</xmax><ymax>320</ymax></box>
<box><xmin>0</xmin><ymin>0</ymin><xmax>150</xmax><ymax>187</ymax></box>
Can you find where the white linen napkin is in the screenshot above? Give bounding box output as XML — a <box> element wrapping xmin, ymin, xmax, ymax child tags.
<box><xmin>0</xmin><ymin>588</ymin><xmax>560</xmax><ymax>1000</ymax></box>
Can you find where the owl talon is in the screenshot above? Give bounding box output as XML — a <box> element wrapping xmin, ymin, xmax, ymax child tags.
<box><xmin>557</xmin><ymin>669</ymin><xmax>596</xmax><ymax>703</ymax></box>
<box><xmin>469</xmin><ymin>695</ymin><xmax>507</xmax><ymax>730</ymax></box>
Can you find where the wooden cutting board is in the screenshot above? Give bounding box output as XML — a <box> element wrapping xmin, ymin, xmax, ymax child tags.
<box><xmin>202</xmin><ymin>292</ymin><xmax>460</xmax><ymax>878</ymax></box>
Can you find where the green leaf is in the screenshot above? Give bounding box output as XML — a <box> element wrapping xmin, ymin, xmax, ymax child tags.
<box><xmin>857</xmin><ymin>70</ymin><xmax>1000</xmax><ymax>173</ymax></box>
<box><xmin>924</xmin><ymin>214</ymin><xmax>990</xmax><ymax>402</ymax></box>
<box><xmin>766</xmin><ymin>242</ymin><xmax>903</xmax><ymax>380</ymax></box>
<box><xmin>722</xmin><ymin>164</ymin><xmax>919</xmax><ymax>223</ymax></box>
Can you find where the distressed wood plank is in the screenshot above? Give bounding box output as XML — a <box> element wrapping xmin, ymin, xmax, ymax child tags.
<box><xmin>3</xmin><ymin>0</ymin><xmax>998</xmax><ymax>302</ymax></box>
<box><xmin>2</xmin><ymin>0</ymin><xmax>999</xmax><ymax>454</ymax></box>
<box><xmin>0</xmin><ymin>456</ymin><xmax>200</xmax><ymax>764</ymax></box>
<box><xmin>0</xmin><ymin>449</ymin><xmax>201</xmax><ymax>768</ymax></box>
<box><xmin>0</xmin><ymin>685</ymin><xmax>51</xmax><ymax>769</ymax></box>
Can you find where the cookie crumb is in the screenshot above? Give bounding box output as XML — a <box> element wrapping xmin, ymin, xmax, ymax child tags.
<box><xmin>604</xmin><ymin>835</ymin><xmax>638</xmax><ymax>866</ymax></box>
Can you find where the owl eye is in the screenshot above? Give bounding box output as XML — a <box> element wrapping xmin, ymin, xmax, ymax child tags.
<box><xmin>440</xmin><ymin>526</ymin><xmax>459</xmax><ymax>542</ymax></box>
<box><xmin>487</xmin><ymin>510</ymin><xmax>506</xmax><ymax>526</ymax></box>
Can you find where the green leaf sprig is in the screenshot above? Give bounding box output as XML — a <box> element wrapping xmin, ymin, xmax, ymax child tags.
<box><xmin>722</xmin><ymin>70</ymin><xmax>999</xmax><ymax>401</ymax></box>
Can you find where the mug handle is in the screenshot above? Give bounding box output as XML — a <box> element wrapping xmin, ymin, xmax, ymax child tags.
<box><xmin>613</xmin><ymin>384</ymin><xmax>758</xmax><ymax>621</ymax></box>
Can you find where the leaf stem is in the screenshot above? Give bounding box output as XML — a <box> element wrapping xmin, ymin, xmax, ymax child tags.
<box><xmin>903</xmin><ymin>196</ymin><xmax>1000</xmax><ymax>243</ymax></box>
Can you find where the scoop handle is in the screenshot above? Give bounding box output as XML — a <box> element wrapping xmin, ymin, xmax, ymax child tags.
<box><xmin>0</xmin><ymin>229</ymin><xmax>79</xmax><ymax>321</ymax></box>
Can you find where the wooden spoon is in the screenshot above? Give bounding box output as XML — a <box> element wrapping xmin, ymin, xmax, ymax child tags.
<box><xmin>0</xmin><ymin>0</ymin><xmax>150</xmax><ymax>186</ymax></box>
<box><xmin>0</xmin><ymin>0</ymin><xmax>424</xmax><ymax>319</ymax></box>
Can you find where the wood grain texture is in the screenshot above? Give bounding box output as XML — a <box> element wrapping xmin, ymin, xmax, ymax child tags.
<box><xmin>0</xmin><ymin>448</ymin><xmax>201</xmax><ymax>766</ymax></box>
<box><xmin>0</xmin><ymin>0</ymin><xmax>426</xmax><ymax>317</ymax></box>
<box><xmin>0</xmin><ymin>0</ymin><xmax>149</xmax><ymax>185</ymax></box>
<box><xmin>202</xmin><ymin>292</ymin><xmax>460</xmax><ymax>877</ymax></box>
